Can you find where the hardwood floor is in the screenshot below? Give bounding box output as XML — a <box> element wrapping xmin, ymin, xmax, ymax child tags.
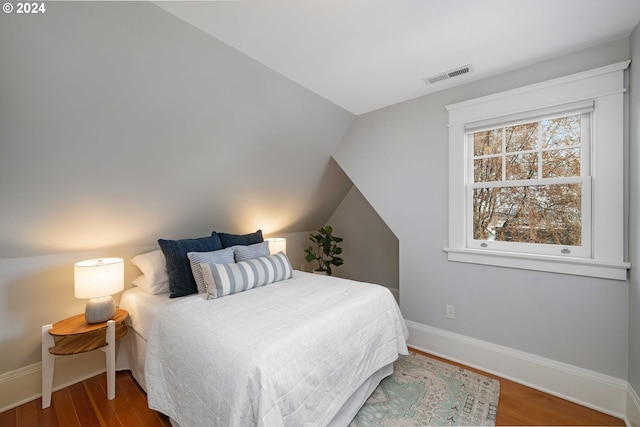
<box><xmin>0</xmin><ymin>350</ymin><xmax>626</xmax><ymax>426</ymax></box>
<box><xmin>0</xmin><ymin>372</ymin><xmax>170</xmax><ymax>427</ymax></box>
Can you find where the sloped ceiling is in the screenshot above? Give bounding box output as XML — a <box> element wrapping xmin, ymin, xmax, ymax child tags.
<box><xmin>0</xmin><ymin>1</ymin><xmax>354</xmax><ymax>258</ymax></box>
<box><xmin>3</xmin><ymin>1</ymin><xmax>640</xmax><ymax>259</ymax></box>
<box><xmin>154</xmin><ymin>0</ymin><xmax>640</xmax><ymax>115</ymax></box>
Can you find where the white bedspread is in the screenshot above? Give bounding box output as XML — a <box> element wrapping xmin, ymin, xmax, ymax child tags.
<box><xmin>145</xmin><ymin>271</ymin><xmax>408</xmax><ymax>427</ymax></box>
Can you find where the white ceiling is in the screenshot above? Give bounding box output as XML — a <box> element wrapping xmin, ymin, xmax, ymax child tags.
<box><xmin>155</xmin><ymin>0</ymin><xmax>640</xmax><ymax>115</ymax></box>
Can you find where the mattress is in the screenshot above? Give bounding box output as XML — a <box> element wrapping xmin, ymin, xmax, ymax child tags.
<box><xmin>119</xmin><ymin>286</ymin><xmax>198</xmax><ymax>341</ymax></box>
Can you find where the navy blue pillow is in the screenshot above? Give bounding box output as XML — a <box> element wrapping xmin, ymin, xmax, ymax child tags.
<box><xmin>158</xmin><ymin>234</ymin><xmax>223</xmax><ymax>298</ymax></box>
<box><xmin>216</xmin><ymin>230</ymin><xmax>263</xmax><ymax>248</ymax></box>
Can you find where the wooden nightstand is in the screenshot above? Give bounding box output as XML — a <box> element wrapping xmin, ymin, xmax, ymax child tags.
<box><xmin>41</xmin><ymin>309</ymin><xmax>128</xmax><ymax>408</ymax></box>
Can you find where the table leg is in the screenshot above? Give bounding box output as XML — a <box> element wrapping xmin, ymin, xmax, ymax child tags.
<box><xmin>41</xmin><ymin>324</ymin><xmax>55</xmax><ymax>409</ymax></box>
<box><xmin>105</xmin><ymin>320</ymin><xmax>116</xmax><ymax>400</ymax></box>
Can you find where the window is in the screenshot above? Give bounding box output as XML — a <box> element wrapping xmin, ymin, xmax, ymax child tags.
<box><xmin>468</xmin><ymin>109</ymin><xmax>591</xmax><ymax>257</ymax></box>
<box><xmin>445</xmin><ymin>61</ymin><xmax>630</xmax><ymax>280</ymax></box>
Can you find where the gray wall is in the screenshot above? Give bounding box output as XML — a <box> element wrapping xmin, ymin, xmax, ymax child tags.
<box><xmin>629</xmin><ymin>23</ymin><xmax>640</xmax><ymax>397</ymax></box>
<box><xmin>0</xmin><ymin>1</ymin><xmax>356</xmax><ymax>374</ymax></box>
<box><xmin>0</xmin><ymin>1</ymin><xmax>354</xmax><ymax>260</ymax></box>
<box><xmin>325</xmin><ymin>185</ymin><xmax>399</xmax><ymax>291</ymax></box>
<box><xmin>334</xmin><ymin>39</ymin><xmax>631</xmax><ymax>379</ymax></box>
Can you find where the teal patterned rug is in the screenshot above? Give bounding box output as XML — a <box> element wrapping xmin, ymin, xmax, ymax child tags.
<box><xmin>349</xmin><ymin>352</ymin><xmax>500</xmax><ymax>426</ymax></box>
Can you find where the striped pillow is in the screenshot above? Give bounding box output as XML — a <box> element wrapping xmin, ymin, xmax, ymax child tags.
<box><xmin>187</xmin><ymin>248</ymin><xmax>235</xmax><ymax>294</ymax></box>
<box><xmin>200</xmin><ymin>253</ymin><xmax>293</xmax><ymax>299</ymax></box>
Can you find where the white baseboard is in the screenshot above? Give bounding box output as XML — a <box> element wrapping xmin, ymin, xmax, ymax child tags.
<box><xmin>0</xmin><ymin>351</ymin><xmax>106</xmax><ymax>413</ymax></box>
<box><xmin>627</xmin><ymin>384</ymin><xmax>640</xmax><ymax>427</ymax></box>
<box><xmin>406</xmin><ymin>320</ymin><xmax>628</xmax><ymax>419</ymax></box>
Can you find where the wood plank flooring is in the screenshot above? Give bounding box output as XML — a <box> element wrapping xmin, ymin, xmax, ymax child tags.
<box><xmin>0</xmin><ymin>372</ymin><xmax>170</xmax><ymax>427</ymax></box>
<box><xmin>0</xmin><ymin>349</ymin><xmax>626</xmax><ymax>426</ymax></box>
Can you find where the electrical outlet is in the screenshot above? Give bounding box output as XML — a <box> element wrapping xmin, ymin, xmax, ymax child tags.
<box><xmin>446</xmin><ymin>305</ymin><xmax>455</xmax><ymax>319</ymax></box>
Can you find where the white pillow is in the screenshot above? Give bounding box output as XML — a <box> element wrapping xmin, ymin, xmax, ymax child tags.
<box><xmin>131</xmin><ymin>250</ymin><xmax>169</xmax><ymax>291</ymax></box>
<box><xmin>187</xmin><ymin>248</ymin><xmax>235</xmax><ymax>294</ymax></box>
<box><xmin>132</xmin><ymin>274</ymin><xmax>170</xmax><ymax>295</ymax></box>
<box><xmin>201</xmin><ymin>252</ymin><xmax>293</xmax><ymax>299</ymax></box>
<box><xmin>232</xmin><ymin>241</ymin><xmax>270</xmax><ymax>262</ymax></box>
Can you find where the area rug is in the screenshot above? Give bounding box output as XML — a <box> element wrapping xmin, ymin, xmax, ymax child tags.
<box><xmin>349</xmin><ymin>352</ymin><xmax>500</xmax><ymax>426</ymax></box>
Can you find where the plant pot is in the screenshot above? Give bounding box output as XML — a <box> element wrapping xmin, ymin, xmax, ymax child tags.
<box><xmin>312</xmin><ymin>269</ymin><xmax>328</xmax><ymax>275</ymax></box>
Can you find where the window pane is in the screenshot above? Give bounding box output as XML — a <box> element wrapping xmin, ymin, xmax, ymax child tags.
<box><xmin>542</xmin><ymin>114</ymin><xmax>580</xmax><ymax>148</ymax></box>
<box><xmin>474</xmin><ymin>157</ymin><xmax>502</xmax><ymax>183</ymax></box>
<box><xmin>473</xmin><ymin>183</ymin><xmax>581</xmax><ymax>245</ymax></box>
<box><xmin>473</xmin><ymin>129</ymin><xmax>501</xmax><ymax>156</ymax></box>
<box><xmin>542</xmin><ymin>148</ymin><xmax>580</xmax><ymax>178</ymax></box>
<box><xmin>505</xmin><ymin>122</ymin><xmax>538</xmax><ymax>152</ymax></box>
<box><xmin>506</xmin><ymin>152</ymin><xmax>538</xmax><ymax>180</ymax></box>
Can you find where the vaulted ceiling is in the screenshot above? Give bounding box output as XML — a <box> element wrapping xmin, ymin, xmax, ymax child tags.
<box><xmin>154</xmin><ymin>0</ymin><xmax>640</xmax><ymax>114</ymax></box>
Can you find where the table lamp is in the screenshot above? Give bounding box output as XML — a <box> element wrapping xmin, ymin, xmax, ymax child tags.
<box><xmin>74</xmin><ymin>258</ymin><xmax>124</xmax><ymax>324</ymax></box>
<box><xmin>266</xmin><ymin>237</ymin><xmax>286</xmax><ymax>255</ymax></box>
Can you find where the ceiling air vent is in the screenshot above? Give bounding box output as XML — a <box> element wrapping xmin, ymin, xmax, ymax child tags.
<box><xmin>424</xmin><ymin>64</ymin><xmax>474</xmax><ymax>85</ymax></box>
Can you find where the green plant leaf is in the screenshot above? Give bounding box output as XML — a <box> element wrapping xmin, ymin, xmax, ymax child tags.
<box><xmin>305</xmin><ymin>225</ymin><xmax>343</xmax><ymax>273</ymax></box>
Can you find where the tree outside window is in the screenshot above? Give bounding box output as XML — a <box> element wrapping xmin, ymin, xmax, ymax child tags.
<box><xmin>470</xmin><ymin>114</ymin><xmax>584</xmax><ymax>247</ymax></box>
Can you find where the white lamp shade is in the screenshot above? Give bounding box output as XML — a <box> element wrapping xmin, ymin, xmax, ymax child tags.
<box><xmin>266</xmin><ymin>238</ymin><xmax>286</xmax><ymax>255</ymax></box>
<box><xmin>74</xmin><ymin>258</ymin><xmax>124</xmax><ymax>299</ymax></box>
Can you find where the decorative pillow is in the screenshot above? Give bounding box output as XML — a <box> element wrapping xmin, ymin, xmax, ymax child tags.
<box><xmin>131</xmin><ymin>250</ymin><xmax>169</xmax><ymax>290</ymax></box>
<box><xmin>216</xmin><ymin>230</ymin><xmax>263</xmax><ymax>248</ymax></box>
<box><xmin>232</xmin><ymin>241</ymin><xmax>270</xmax><ymax>262</ymax></box>
<box><xmin>132</xmin><ymin>274</ymin><xmax>170</xmax><ymax>295</ymax></box>
<box><xmin>187</xmin><ymin>248</ymin><xmax>235</xmax><ymax>294</ymax></box>
<box><xmin>201</xmin><ymin>252</ymin><xmax>292</xmax><ymax>299</ymax></box>
<box><xmin>158</xmin><ymin>234</ymin><xmax>223</xmax><ymax>298</ymax></box>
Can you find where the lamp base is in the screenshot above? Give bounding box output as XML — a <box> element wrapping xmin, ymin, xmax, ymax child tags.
<box><xmin>85</xmin><ymin>296</ymin><xmax>116</xmax><ymax>324</ymax></box>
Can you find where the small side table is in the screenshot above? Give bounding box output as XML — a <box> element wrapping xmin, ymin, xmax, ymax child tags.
<box><xmin>41</xmin><ymin>309</ymin><xmax>128</xmax><ymax>408</ymax></box>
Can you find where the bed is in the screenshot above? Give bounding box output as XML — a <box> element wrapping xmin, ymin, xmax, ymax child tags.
<box><xmin>115</xmin><ymin>238</ymin><xmax>408</xmax><ymax>427</ymax></box>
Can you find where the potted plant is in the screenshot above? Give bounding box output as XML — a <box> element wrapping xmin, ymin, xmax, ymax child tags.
<box><xmin>304</xmin><ymin>225</ymin><xmax>344</xmax><ymax>275</ymax></box>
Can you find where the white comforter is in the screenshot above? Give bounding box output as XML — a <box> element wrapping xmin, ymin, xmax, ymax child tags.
<box><xmin>145</xmin><ymin>271</ymin><xmax>408</xmax><ymax>427</ymax></box>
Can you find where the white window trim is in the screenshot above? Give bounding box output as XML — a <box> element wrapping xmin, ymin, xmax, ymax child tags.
<box><xmin>444</xmin><ymin>61</ymin><xmax>631</xmax><ymax>280</ymax></box>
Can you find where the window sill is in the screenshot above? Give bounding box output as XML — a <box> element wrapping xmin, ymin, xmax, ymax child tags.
<box><xmin>443</xmin><ymin>247</ymin><xmax>630</xmax><ymax>281</ymax></box>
